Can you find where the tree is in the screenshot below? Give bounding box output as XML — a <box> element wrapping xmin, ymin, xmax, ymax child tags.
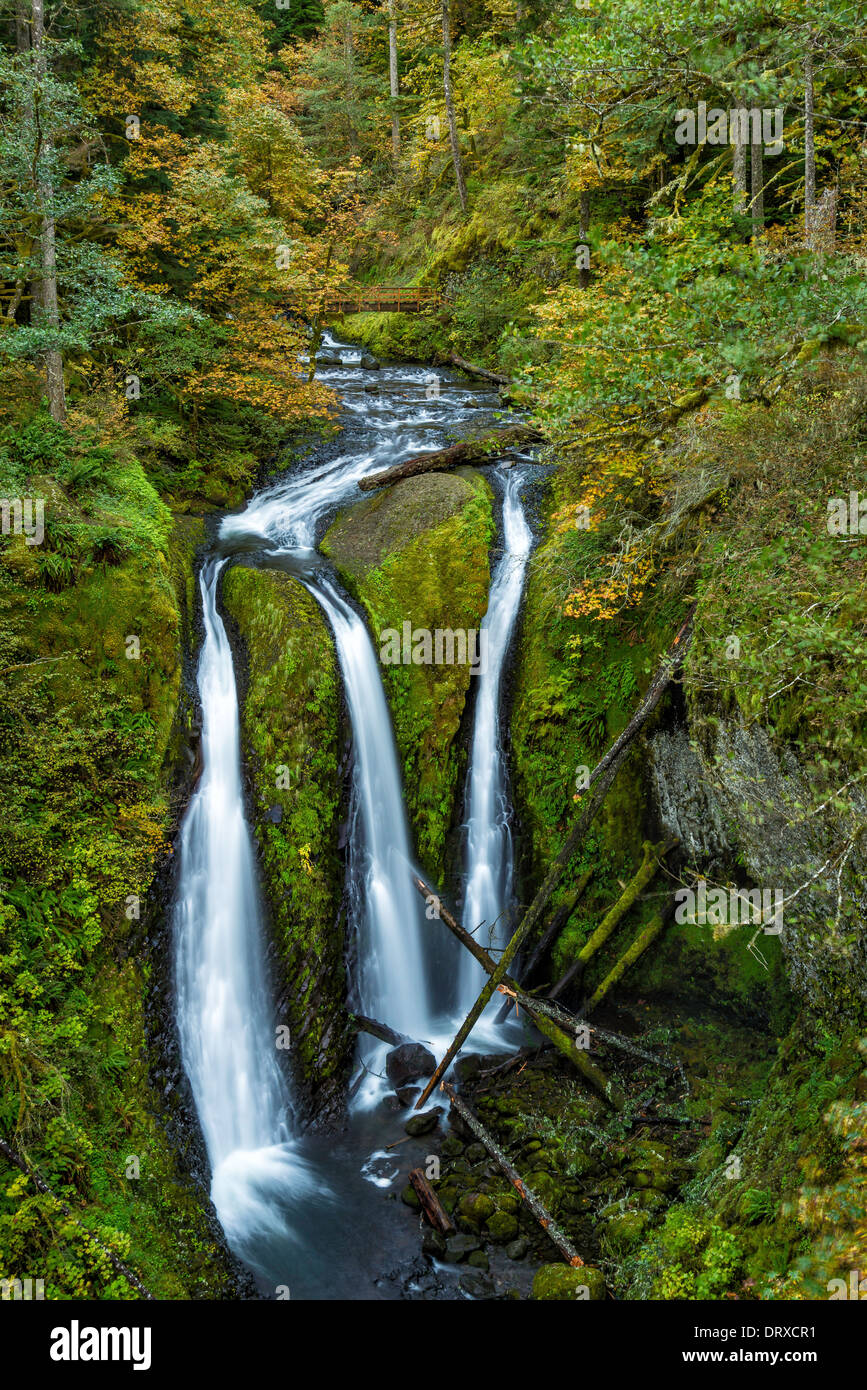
<box><xmin>387</xmin><ymin>0</ymin><xmax>400</xmax><ymax>166</ymax></box>
<box><xmin>442</xmin><ymin>0</ymin><xmax>467</xmax><ymax>211</ymax></box>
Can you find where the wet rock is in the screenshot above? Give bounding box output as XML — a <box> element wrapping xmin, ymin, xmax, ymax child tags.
<box><xmin>421</xmin><ymin>1229</ymin><xmax>447</xmax><ymax>1259</ymax></box>
<box><xmin>459</xmin><ymin>1270</ymin><xmax>494</xmax><ymax>1298</ymax></box>
<box><xmin>266</xmin><ymin>804</ymin><xmax>283</xmax><ymax>824</ymax></box>
<box><xmin>386</xmin><ymin>1041</ymin><xmax>436</xmax><ymax>1088</ymax></box>
<box><xmin>396</xmin><ymin>1085</ymin><xmax>420</xmax><ymax>1107</ymax></box>
<box><xmin>405</xmin><ymin>1109</ymin><xmax>440</xmax><ymax>1137</ymax></box>
<box><xmin>532</xmin><ymin>1264</ymin><xmax>606</xmax><ymax>1301</ymax></box>
<box><xmin>361</xmin><ymin>352</ymin><xmax>380</xmax><ymax>369</ymax></box>
<box><xmin>457</xmin><ymin>1191</ymin><xmax>495</xmax><ymax>1231</ymax></box>
<box><xmin>455</xmin><ymin>1053</ymin><xmax>483</xmax><ymax>1082</ymax></box>
<box><xmin>465</xmin><ymin>1142</ymin><xmax>487</xmax><ymax>1164</ymax></box>
<box><xmin>400</xmin><ymin>1184</ymin><xmax>421</xmax><ymax>1210</ymax></box>
<box><xmin>363</xmin><ymin>382</ymin><xmax>379</xmax><ymax>393</ymax></box>
<box><xmin>505</xmin><ymin>1238</ymin><xmax>529</xmax><ymax>1261</ymax></box>
<box><xmin>486</xmin><ymin>1211</ymin><xmax>519</xmax><ymax>1243</ymax></box>
<box><xmin>441</xmin><ymin>1135</ymin><xmax>464</xmax><ymax>1158</ymax></box>
<box><xmin>467</xmin><ymin>1250</ymin><xmax>490</xmax><ymax>1271</ymax></box>
<box><xmin>443</xmin><ymin>1233</ymin><xmax>481</xmax><ymax>1264</ymax></box>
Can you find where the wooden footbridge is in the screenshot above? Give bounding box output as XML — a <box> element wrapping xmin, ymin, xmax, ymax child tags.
<box><xmin>287</xmin><ymin>286</ymin><xmax>440</xmax><ymax>316</ymax></box>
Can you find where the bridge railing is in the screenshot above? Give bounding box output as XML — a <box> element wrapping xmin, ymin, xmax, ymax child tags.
<box><xmin>286</xmin><ymin>287</ymin><xmax>441</xmax><ymax>315</ymax></box>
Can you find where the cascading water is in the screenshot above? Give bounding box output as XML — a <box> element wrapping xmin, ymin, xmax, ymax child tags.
<box><xmin>173</xmin><ymin>560</ymin><xmax>322</xmax><ymax>1271</ymax></box>
<box><xmin>458</xmin><ymin>469</ymin><xmax>534</xmax><ymax>1028</ymax></box>
<box><xmin>172</xmin><ymin>338</ymin><xmax>540</xmax><ymax>1294</ymax></box>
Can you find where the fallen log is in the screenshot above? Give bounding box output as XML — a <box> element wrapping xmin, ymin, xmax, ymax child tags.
<box><xmin>448</xmin><ymin>352</ymin><xmax>511</xmax><ymax>385</ymax></box>
<box><xmin>414</xmin><ymin>605</ymin><xmax>697</xmax><ymax>1113</ymax></box>
<box><xmin>352</xmin><ymin>1014</ymin><xmax>405</xmax><ymax>1047</ymax></box>
<box><xmin>442</xmin><ymin>1083</ymin><xmax>588</xmax><ymax>1270</ymax></box>
<box><xmin>585</xmin><ymin>901</ymin><xmax>676</xmax><ymax>1012</ymax></box>
<box><xmin>494</xmin><ymin>866</ymin><xmax>593</xmax><ymax>1018</ymax></box>
<box><xmin>411</xmin><ymin>873</ymin><xmax>624</xmax><ymax>1108</ymax></box>
<box><xmin>357</xmin><ymin>425</ymin><xmax>543</xmax><ymax>492</ymax></box>
<box><xmin>548</xmin><ymin>839</ymin><xmax>676</xmax><ymax>1001</ymax></box>
<box><xmin>408</xmin><ymin>1167</ymin><xmax>456</xmax><ymax>1235</ymax></box>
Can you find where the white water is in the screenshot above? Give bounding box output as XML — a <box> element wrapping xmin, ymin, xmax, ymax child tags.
<box><xmin>173</xmin><ymin>560</ymin><xmax>321</xmax><ymax>1268</ymax></box>
<box><xmin>172</xmin><ymin>342</ymin><xmax>539</xmax><ymax>1279</ymax></box>
<box><xmin>459</xmin><ymin>469</ymin><xmax>534</xmax><ymax>1029</ymax></box>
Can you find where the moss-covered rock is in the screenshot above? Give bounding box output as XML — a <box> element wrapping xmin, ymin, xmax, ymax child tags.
<box><xmin>221</xmin><ymin>564</ymin><xmax>353</xmax><ymax>1119</ymax></box>
<box><xmin>532</xmin><ymin>1263</ymin><xmax>606</xmax><ymax>1300</ymax></box>
<box><xmin>322</xmin><ymin>469</ymin><xmax>494</xmax><ymax>876</ymax></box>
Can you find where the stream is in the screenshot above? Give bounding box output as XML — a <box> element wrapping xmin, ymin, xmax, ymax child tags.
<box><xmin>171</xmin><ymin>337</ymin><xmax>539</xmax><ymax>1298</ymax></box>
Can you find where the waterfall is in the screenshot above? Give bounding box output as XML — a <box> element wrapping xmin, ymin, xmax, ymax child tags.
<box><xmin>173</xmin><ymin>560</ymin><xmax>321</xmax><ymax>1267</ymax></box>
<box><xmin>458</xmin><ymin>469</ymin><xmax>533</xmax><ymax>1028</ymax></box>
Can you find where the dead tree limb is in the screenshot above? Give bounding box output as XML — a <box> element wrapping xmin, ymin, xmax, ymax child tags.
<box><xmin>357</xmin><ymin>425</ymin><xmax>543</xmax><ymax>491</ymax></box>
<box><xmin>0</xmin><ymin>1138</ymin><xmax>155</xmax><ymax>1300</ymax></box>
<box><xmin>352</xmin><ymin>1014</ymin><xmax>405</xmax><ymax>1047</ymax></box>
<box><xmin>548</xmin><ymin>839</ymin><xmax>676</xmax><ymax>1000</ymax></box>
<box><xmin>448</xmin><ymin>352</ymin><xmax>511</xmax><ymax>385</ymax></box>
<box><xmin>412</xmin><ymin>874</ymin><xmax>624</xmax><ymax>1107</ymax></box>
<box><xmin>442</xmin><ymin>1083</ymin><xmax>589</xmax><ymax>1270</ymax></box>
<box><xmin>414</xmin><ymin>605</ymin><xmax>696</xmax><ymax>1112</ymax></box>
<box><xmin>585</xmin><ymin>902</ymin><xmax>676</xmax><ymax>1012</ymax></box>
<box><xmin>514</xmin><ymin>869</ymin><xmax>594</xmax><ymax>992</ymax></box>
<box><xmin>408</xmin><ymin>1167</ymin><xmax>456</xmax><ymax>1235</ymax></box>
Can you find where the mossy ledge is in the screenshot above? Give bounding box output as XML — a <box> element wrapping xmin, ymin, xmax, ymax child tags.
<box><xmin>221</xmin><ymin>563</ymin><xmax>354</xmax><ymax>1122</ymax></box>
<box><xmin>321</xmin><ymin>469</ymin><xmax>495</xmax><ymax>880</ymax></box>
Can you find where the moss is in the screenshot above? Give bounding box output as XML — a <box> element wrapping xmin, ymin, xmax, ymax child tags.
<box><xmin>322</xmin><ymin>470</ymin><xmax>494</xmax><ymax>877</ymax></box>
<box><xmin>532</xmin><ymin>1263</ymin><xmax>606</xmax><ymax>1300</ymax></box>
<box><xmin>330</xmin><ymin>311</ymin><xmax>451</xmax><ymax>364</ymax></box>
<box><xmin>221</xmin><ymin>564</ymin><xmax>352</xmax><ymax>1115</ymax></box>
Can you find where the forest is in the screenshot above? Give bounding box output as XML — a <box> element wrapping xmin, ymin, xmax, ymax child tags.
<box><xmin>0</xmin><ymin>0</ymin><xmax>865</xmax><ymax>1328</ymax></box>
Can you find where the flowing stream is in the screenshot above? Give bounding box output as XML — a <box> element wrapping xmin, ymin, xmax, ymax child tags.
<box><xmin>172</xmin><ymin>338</ymin><xmax>538</xmax><ymax>1296</ymax></box>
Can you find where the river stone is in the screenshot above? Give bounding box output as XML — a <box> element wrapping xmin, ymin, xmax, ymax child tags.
<box><xmin>505</xmin><ymin>1238</ymin><xmax>529</xmax><ymax>1261</ymax></box>
<box><xmin>396</xmin><ymin>1086</ymin><xmax>420</xmax><ymax>1107</ymax></box>
<box><xmin>532</xmin><ymin>1264</ymin><xmax>606</xmax><ymax>1301</ymax></box>
<box><xmin>400</xmin><ymin>1184</ymin><xmax>421</xmax><ymax>1210</ymax></box>
<box><xmin>486</xmin><ymin>1211</ymin><xmax>519</xmax><ymax>1243</ymax></box>
<box><xmin>459</xmin><ymin>1270</ymin><xmax>494</xmax><ymax>1299</ymax></box>
<box><xmin>385</xmin><ymin>1041</ymin><xmax>436</xmax><ymax>1088</ymax></box>
<box><xmin>360</xmin><ymin>352</ymin><xmax>380</xmax><ymax>369</ymax></box>
<box><xmin>421</xmin><ymin>1229</ymin><xmax>447</xmax><ymax>1259</ymax></box>
<box><xmin>405</xmin><ymin>1108</ymin><xmax>440</xmax><ymax>1137</ymax></box>
<box><xmin>467</xmin><ymin>1250</ymin><xmax>489</xmax><ymax>1271</ymax></box>
<box><xmin>456</xmin><ymin>1191</ymin><xmax>495</xmax><ymax>1231</ymax></box>
<box><xmin>443</xmin><ymin>1233</ymin><xmax>481</xmax><ymax>1264</ymax></box>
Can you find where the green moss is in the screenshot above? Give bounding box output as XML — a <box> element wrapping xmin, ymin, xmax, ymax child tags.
<box><xmin>221</xmin><ymin>564</ymin><xmax>352</xmax><ymax>1111</ymax></box>
<box><xmin>322</xmin><ymin>470</ymin><xmax>494</xmax><ymax>877</ymax></box>
<box><xmin>330</xmin><ymin>312</ymin><xmax>450</xmax><ymax>363</ymax></box>
<box><xmin>532</xmin><ymin>1263</ymin><xmax>606</xmax><ymax>1300</ymax></box>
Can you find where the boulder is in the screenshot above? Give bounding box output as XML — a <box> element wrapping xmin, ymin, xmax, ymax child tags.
<box><xmin>532</xmin><ymin>1264</ymin><xmax>606</xmax><ymax>1301</ymax></box>
<box><xmin>386</xmin><ymin>1041</ymin><xmax>436</xmax><ymax>1088</ymax></box>
<box><xmin>404</xmin><ymin>1108</ymin><xmax>440</xmax><ymax>1137</ymax></box>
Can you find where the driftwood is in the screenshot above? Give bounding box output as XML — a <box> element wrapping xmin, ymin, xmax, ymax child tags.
<box><xmin>414</xmin><ymin>606</ymin><xmax>696</xmax><ymax>1113</ymax></box>
<box><xmin>494</xmin><ymin>868</ymin><xmax>594</xmax><ymax>1022</ymax></box>
<box><xmin>548</xmin><ymin>839</ymin><xmax>675</xmax><ymax>1000</ymax></box>
<box><xmin>448</xmin><ymin>352</ymin><xmax>511</xmax><ymax>385</ymax></box>
<box><xmin>357</xmin><ymin>425</ymin><xmax>543</xmax><ymax>492</ymax></box>
<box><xmin>442</xmin><ymin>1084</ymin><xmax>588</xmax><ymax>1270</ymax></box>
<box><xmin>408</xmin><ymin>1167</ymin><xmax>456</xmax><ymax>1235</ymax></box>
<box><xmin>352</xmin><ymin>1014</ymin><xmax>405</xmax><ymax>1047</ymax></box>
<box><xmin>412</xmin><ymin>874</ymin><xmax>624</xmax><ymax>1108</ymax></box>
<box><xmin>0</xmin><ymin>1138</ymin><xmax>154</xmax><ymax>1300</ymax></box>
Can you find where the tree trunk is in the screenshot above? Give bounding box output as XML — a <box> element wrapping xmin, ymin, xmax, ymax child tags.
<box><xmin>442</xmin><ymin>0</ymin><xmax>468</xmax><ymax>213</ymax></box>
<box><xmin>732</xmin><ymin>101</ymin><xmax>748</xmax><ymax>216</ymax></box>
<box><xmin>750</xmin><ymin>135</ymin><xmax>764</xmax><ymax>240</ymax></box>
<box><xmin>578</xmin><ymin>189</ymin><xmax>590</xmax><ymax>288</ymax></box>
<box><xmin>387</xmin><ymin>0</ymin><xmax>400</xmax><ymax>166</ymax></box>
<box><xmin>357</xmin><ymin>425</ymin><xmax>542</xmax><ymax>491</ymax></box>
<box><xmin>804</xmin><ymin>44</ymin><xmax>816</xmax><ymax>244</ymax></box>
<box><xmin>31</xmin><ymin>0</ymin><xmax>66</xmax><ymax>422</ymax></box>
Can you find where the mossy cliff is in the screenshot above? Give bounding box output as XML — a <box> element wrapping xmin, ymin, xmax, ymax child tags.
<box><xmin>322</xmin><ymin>469</ymin><xmax>495</xmax><ymax>879</ymax></box>
<box><xmin>221</xmin><ymin>564</ymin><xmax>353</xmax><ymax>1121</ymax></box>
<box><xmin>0</xmin><ymin>417</ymin><xmax>242</xmax><ymax>1298</ymax></box>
